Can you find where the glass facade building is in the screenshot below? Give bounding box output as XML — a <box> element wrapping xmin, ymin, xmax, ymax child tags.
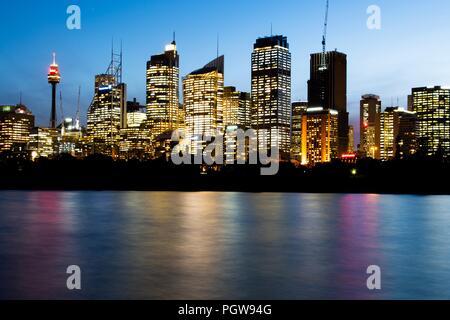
<box><xmin>301</xmin><ymin>107</ymin><xmax>339</xmax><ymax>166</ymax></box>
<box><xmin>360</xmin><ymin>94</ymin><xmax>381</xmax><ymax>159</ymax></box>
<box><xmin>87</xmin><ymin>74</ymin><xmax>127</xmax><ymax>156</ymax></box>
<box><xmin>183</xmin><ymin>56</ymin><xmax>224</xmax><ymax>155</ymax></box>
<box><xmin>146</xmin><ymin>42</ymin><xmax>180</xmax><ymax>139</ymax></box>
<box><xmin>412</xmin><ymin>86</ymin><xmax>450</xmax><ymax>157</ymax></box>
<box><xmin>0</xmin><ymin>105</ymin><xmax>34</xmax><ymax>153</ymax></box>
<box><xmin>251</xmin><ymin>35</ymin><xmax>291</xmax><ymax>160</ymax></box>
<box><xmin>223</xmin><ymin>86</ymin><xmax>251</xmax><ymax>129</ymax></box>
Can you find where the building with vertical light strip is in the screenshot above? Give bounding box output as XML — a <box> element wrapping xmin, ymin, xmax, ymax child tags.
<box><xmin>87</xmin><ymin>74</ymin><xmax>127</xmax><ymax>156</ymax></box>
<box><xmin>380</xmin><ymin>107</ymin><xmax>397</xmax><ymax>160</ymax></box>
<box><xmin>251</xmin><ymin>35</ymin><xmax>291</xmax><ymax>160</ymax></box>
<box><xmin>360</xmin><ymin>94</ymin><xmax>381</xmax><ymax>159</ymax></box>
<box><xmin>412</xmin><ymin>86</ymin><xmax>450</xmax><ymax>157</ymax></box>
<box><xmin>301</xmin><ymin>107</ymin><xmax>338</xmax><ymax>166</ymax></box>
<box><xmin>348</xmin><ymin>125</ymin><xmax>355</xmax><ymax>153</ymax></box>
<box><xmin>291</xmin><ymin>101</ymin><xmax>308</xmax><ymax>161</ymax></box>
<box><xmin>0</xmin><ymin>104</ymin><xmax>34</xmax><ymax>153</ymax></box>
<box><xmin>146</xmin><ymin>41</ymin><xmax>180</xmax><ymax>139</ymax></box>
<box><xmin>183</xmin><ymin>56</ymin><xmax>224</xmax><ymax>155</ymax></box>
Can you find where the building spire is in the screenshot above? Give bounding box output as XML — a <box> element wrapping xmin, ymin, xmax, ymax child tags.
<box><xmin>216</xmin><ymin>33</ymin><xmax>220</xmax><ymax>60</ymax></box>
<box><xmin>52</xmin><ymin>52</ymin><xmax>56</xmax><ymax>65</ymax></box>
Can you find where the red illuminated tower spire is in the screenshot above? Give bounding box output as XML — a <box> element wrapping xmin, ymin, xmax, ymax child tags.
<box><xmin>47</xmin><ymin>53</ymin><xmax>61</xmax><ymax>129</ymax></box>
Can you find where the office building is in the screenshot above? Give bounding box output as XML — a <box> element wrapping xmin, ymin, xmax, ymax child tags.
<box><xmin>119</xmin><ymin>99</ymin><xmax>151</xmax><ymax>159</ymax></box>
<box><xmin>380</xmin><ymin>107</ymin><xmax>417</xmax><ymax>160</ymax></box>
<box><xmin>183</xmin><ymin>55</ymin><xmax>224</xmax><ymax>155</ymax></box>
<box><xmin>412</xmin><ymin>86</ymin><xmax>450</xmax><ymax>157</ymax></box>
<box><xmin>29</xmin><ymin>127</ymin><xmax>56</xmax><ymax>159</ymax></box>
<box><xmin>87</xmin><ymin>74</ymin><xmax>127</xmax><ymax>155</ymax></box>
<box><xmin>301</xmin><ymin>107</ymin><xmax>339</xmax><ymax>166</ymax></box>
<box><xmin>308</xmin><ymin>50</ymin><xmax>348</xmax><ymax>154</ymax></box>
<box><xmin>360</xmin><ymin>94</ymin><xmax>381</xmax><ymax>159</ymax></box>
<box><xmin>251</xmin><ymin>35</ymin><xmax>291</xmax><ymax>160</ymax></box>
<box><xmin>291</xmin><ymin>101</ymin><xmax>308</xmax><ymax>161</ymax></box>
<box><xmin>146</xmin><ymin>41</ymin><xmax>180</xmax><ymax>139</ymax></box>
<box><xmin>0</xmin><ymin>104</ymin><xmax>34</xmax><ymax>153</ymax></box>
<box><xmin>223</xmin><ymin>86</ymin><xmax>251</xmax><ymax>128</ymax></box>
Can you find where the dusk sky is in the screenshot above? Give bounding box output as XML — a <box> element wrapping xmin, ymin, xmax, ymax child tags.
<box><xmin>1</xmin><ymin>0</ymin><xmax>450</xmax><ymax>136</ymax></box>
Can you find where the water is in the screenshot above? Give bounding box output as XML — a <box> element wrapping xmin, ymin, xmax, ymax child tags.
<box><xmin>0</xmin><ymin>191</ymin><xmax>450</xmax><ymax>300</ymax></box>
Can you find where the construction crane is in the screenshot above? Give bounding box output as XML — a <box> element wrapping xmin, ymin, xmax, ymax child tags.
<box><xmin>319</xmin><ymin>0</ymin><xmax>330</xmax><ymax>71</ymax></box>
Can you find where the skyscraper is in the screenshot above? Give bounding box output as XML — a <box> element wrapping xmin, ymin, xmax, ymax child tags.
<box><xmin>251</xmin><ymin>35</ymin><xmax>291</xmax><ymax>160</ymax></box>
<box><xmin>146</xmin><ymin>41</ymin><xmax>180</xmax><ymax>139</ymax></box>
<box><xmin>87</xmin><ymin>74</ymin><xmax>127</xmax><ymax>155</ymax></box>
<box><xmin>308</xmin><ymin>51</ymin><xmax>348</xmax><ymax>155</ymax></box>
<box><xmin>0</xmin><ymin>104</ymin><xmax>34</xmax><ymax>153</ymax></box>
<box><xmin>360</xmin><ymin>94</ymin><xmax>381</xmax><ymax>159</ymax></box>
<box><xmin>183</xmin><ymin>56</ymin><xmax>224</xmax><ymax>154</ymax></box>
<box><xmin>412</xmin><ymin>86</ymin><xmax>450</xmax><ymax>157</ymax></box>
<box><xmin>301</xmin><ymin>107</ymin><xmax>339</xmax><ymax>166</ymax></box>
<box><xmin>291</xmin><ymin>101</ymin><xmax>308</xmax><ymax>161</ymax></box>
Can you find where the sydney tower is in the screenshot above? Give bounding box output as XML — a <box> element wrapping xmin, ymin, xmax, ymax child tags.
<box><xmin>47</xmin><ymin>53</ymin><xmax>61</xmax><ymax>129</ymax></box>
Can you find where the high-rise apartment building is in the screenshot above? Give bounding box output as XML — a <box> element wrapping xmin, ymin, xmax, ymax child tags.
<box><xmin>251</xmin><ymin>35</ymin><xmax>291</xmax><ymax>160</ymax></box>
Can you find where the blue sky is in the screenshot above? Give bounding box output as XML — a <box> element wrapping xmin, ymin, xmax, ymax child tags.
<box><xmin>1</xmin><ymin>0</ymin><xmax>450</xmax><ymax>132</ymax></box>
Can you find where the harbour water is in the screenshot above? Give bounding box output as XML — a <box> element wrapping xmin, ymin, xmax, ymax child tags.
<box><xmin>1</xmin><ymin>191</ymin><xmax>450</xmax><ymax>299</ymax></box>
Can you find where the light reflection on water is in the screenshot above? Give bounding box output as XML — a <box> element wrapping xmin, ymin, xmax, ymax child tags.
<box><xmin>1</xmin><ymin>191</ymin><xmax>450</xmax><ymax>299</ymax></box>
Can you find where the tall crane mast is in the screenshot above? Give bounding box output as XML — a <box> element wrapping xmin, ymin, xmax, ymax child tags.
<box><xmin>319</xmin><ymin>0</ymin><xmax>329</xmax><ymax>71</ymax></box>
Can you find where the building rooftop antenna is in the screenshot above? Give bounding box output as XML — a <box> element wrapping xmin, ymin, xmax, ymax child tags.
<box><xmin>216</xmin><ymin>33</ymin><xmax>220</xmax><ymax>60</ymax></box>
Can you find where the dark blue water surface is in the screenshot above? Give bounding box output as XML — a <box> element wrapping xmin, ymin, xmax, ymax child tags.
<box><xmin>0</xmin><ymin>191</ymin><xmax>450</xmax><ymax>299</ymax></box>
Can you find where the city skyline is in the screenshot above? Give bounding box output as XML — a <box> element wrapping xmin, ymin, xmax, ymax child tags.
<box><xmin>2</xmin><ymin>0</ymin><xmax>450</xmax><ymax>140</ymax></box>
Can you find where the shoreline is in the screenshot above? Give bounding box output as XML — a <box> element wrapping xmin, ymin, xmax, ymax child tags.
<box><xmin>2</xmin><ymin>156</ymin><xmax>450</xmax><ymax>195</ymax></box>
